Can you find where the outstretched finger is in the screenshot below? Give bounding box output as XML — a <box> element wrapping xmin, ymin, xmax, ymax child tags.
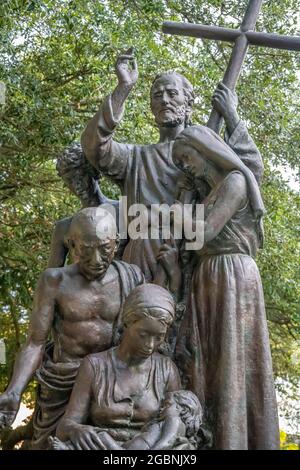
<box><xmin>124</xmin><ymin>46</ymin><xmax>134</xmax><ymax>55</ymax></box>
<box><xmin>163</xmin><ymin>235</ymin><xmax>176</xmax><ymax>248</ymax></box>
<box><xmin>132</xmin><ymin>58</ymin><xmax>138</xmax><ymax>71</ymax></box>
<box><xmin>218</xmin><ymin>81</ymin><xmax>230</xmax><ymax>91</ymax></box>
<box><xmin>84</xmin><ymin>434</ymin><xmax>99</xmax><ymax>450</ymax></box>
<box><xmin>117</xmin><ymin>55</ymin><xmax>135</xmax><ymax>62</ymax></box>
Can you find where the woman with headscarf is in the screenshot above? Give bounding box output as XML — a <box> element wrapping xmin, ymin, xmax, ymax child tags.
<box><xmin>54</xmin><ymin>284</ymin><xmax>200</xmax><ymax>450</ymax></box>
<box><xmin>172</xmin><ymin>125</ymin><xmax>279</xmax><ymax>450</ymax></box>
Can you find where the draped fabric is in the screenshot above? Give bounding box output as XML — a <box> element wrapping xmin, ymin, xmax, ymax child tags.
<box><xmin>50</xmin><ymin>349</ymin><xmax>183</xmax><ymax>450</ymax></box>
<box><xmin>31</xmin><ymin>343</ymin><xmax>80</xmax><ymax>450</ymax></box>
<box><xmin>176</xmin><ymin>184</ymin><xmax>279</xmax><ymax>449</ymax></box>
<box><xmin>81</xmin><ymin>95</ymin><xmax>263</xmax><ymax>281</ymax></box>
<box><xmin>31</xmin><ymin>261</ymin><xmax>144</xmax><ymax>449</ymax></box>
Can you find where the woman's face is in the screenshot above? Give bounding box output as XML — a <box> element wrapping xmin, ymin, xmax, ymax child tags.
<box><xmin>173</xmin><ymin>141</ymin><xmax>206</xmax><ymax>179</ymax></box>
<box><xmin>125</xmin><ymin>314</ymin><xmax>168</xmax><ymax>359</ymax></box>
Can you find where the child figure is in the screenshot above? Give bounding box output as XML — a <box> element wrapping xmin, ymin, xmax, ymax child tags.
<box><xmin>124</xmin><ymin>390</ymin><xmax>202</xmax><ymax>450</ymax></box>
<box><xmin>50</xmin><ymin>390</ymin><xmax>202</xmax><ymax>450</ymax></box>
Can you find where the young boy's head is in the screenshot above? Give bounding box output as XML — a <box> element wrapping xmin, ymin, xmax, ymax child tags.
<box><xmin>163</xmin><ymin>390</ymin><xmax>202</xmax><ymax>437</ymax></box>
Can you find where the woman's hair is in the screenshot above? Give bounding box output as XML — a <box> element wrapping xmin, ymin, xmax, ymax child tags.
<box><xmin>168</xmin><ymin>390</ymin><xmax>202</xmax><ymax>438</ymax></box>
<box><xmin>122</xmin><ymin>284</ymin><xmax>175</xmax><ymax>328</ymax></box>
<box><xmin>173</xmin><ymin>125</ymin><xmax>265</xmax><ymax>247</ymax></box>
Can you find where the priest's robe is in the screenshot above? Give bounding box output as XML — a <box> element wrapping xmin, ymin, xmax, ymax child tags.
<box><xmin>81</xmin><ymin>95</ymin><xmax>263</xmax><ymax>281</ymax></box>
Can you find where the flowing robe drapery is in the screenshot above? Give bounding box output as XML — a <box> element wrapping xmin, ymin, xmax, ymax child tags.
<box><xmin>176</xmin><ymin>170</ymin><xmax>280</xmax><ymax>450</ymax></box>
<box><xmin>31</xmin><ymin>261</ymin><xmax>144</xmax><ymax>449</ymax></box>
<box><xmin>81</xmin><ymin>95</ymin><xmax>263</xmax><ymax>281</ymax></box>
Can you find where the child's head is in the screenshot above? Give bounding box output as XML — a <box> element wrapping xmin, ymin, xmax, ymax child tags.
<box><xmin>163</xmin><ymin>390</ymin><xmax>202</xmax><ymax>437</ymax></box>
<box><xmin>56</xmin><ymin>142</ymin><xmax>101</xmax><ymax>207</ymax></box>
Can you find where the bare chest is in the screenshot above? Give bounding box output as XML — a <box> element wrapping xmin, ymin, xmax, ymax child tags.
<box><xmin>56</xmin><ymin>272</ymin><xmax>121</xmax><ymax>324</ymax></box>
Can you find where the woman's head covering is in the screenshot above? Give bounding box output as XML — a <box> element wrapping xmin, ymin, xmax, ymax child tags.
<box><xmin>123</xmin><ymin>284</ymin><xmax>175</xmax><ymax>328</ymax></box>
<box><xmin>173</xmin><ymin>124</ymin><xmax>265</xmax><ymax>246</ymax></box>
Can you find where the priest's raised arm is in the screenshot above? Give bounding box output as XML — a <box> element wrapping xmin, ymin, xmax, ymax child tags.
<box><xmin>81</xmin><ymin>48</ymin><xmax>138</xmax><ymax>183</ymax></box>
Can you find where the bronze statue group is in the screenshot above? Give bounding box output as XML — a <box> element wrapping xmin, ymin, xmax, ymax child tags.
<box><xmin>0</xmin><ymin>50</ymin><xmax>279</xmax><ymax>450</ymax></box>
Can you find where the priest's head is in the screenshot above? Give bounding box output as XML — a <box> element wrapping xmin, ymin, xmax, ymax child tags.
<box><xmin>150</xmin><ymin>71</ymin><xmax>195</xmax><ymax>128</ymax></box>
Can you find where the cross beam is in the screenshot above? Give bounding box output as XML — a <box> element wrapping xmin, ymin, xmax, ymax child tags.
<box><xmin>162</xmin><ymin>0</ymin><xmax>300</xmax><ymax>133</ymax></box>
<box><xmin>162</xmin><ymin>22</ymin><xmax>300</xmax><ymax>52</ymax></box>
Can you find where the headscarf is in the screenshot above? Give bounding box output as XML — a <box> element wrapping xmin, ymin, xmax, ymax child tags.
<box><xmin>122</xmin><ymin>284</ymin><xmax>175</xmax><ymax>328</ymax></box>
<box><xmin>174</xmin><ymin>124</ymin><xmax>265</xmax><ymax>247</ymax></box>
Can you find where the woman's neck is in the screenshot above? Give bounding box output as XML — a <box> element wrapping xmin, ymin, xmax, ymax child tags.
<box><xmin>116</xmin><ymin>343</ymin><xmax>148</xmax><ymax>367</ymax></box>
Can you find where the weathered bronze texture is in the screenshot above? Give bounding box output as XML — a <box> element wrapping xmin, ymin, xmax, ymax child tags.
<box><xmin>52</xmin><ymin>285</ymin><xmax>202</xmax><ymax>450</ymax></box>
<box><xmin>80</xmin><ymin>50</ymin><xmax>260</xmax><ymax>289</ymax></box>
<box><xmin>163</xmin><ymin>0</ymin><xmax>300</xmax><ymax>133</ymax></box>
<box><xmin>0</xmin><ymin>208</ymin><xmax>144</xmax><ymax>448</ymax></box>
<box><xmin>0</xmin><ymin>1</ymin><xmax>287</xmax><ymax>450</ymax></box>
<box><xmin>173</xmin><ymin>125</ymin><xmax>279</xmax><ymax>449</ymax></box>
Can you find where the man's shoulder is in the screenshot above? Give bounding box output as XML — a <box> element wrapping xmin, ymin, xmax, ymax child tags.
<box><xmin>54</xmin><ymin>216</ymin><xmax>73</xmax><ymax>232</ymax></box>
<box><xmin>40</xmin><ymin>264</ymin><xmax>77</xmax><ymax>287</ymax></box>
<box><xmin>112</xmin><ymin>260</ymin><xmax>144</xmax><ymax>283</ymax></box>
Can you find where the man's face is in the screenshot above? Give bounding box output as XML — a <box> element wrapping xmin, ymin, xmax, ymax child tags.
<box><xmin>75</xmin><ymin>234</ymin><xmax>117</xmax><ymax>281</ymax></box>
<box><xmin>150</xmin><ymin>75</ymin><xmax>189</xmax><ymax>128</ymax></box>
<box><xmin>63</xmin><ymin>171</ymin><xmax>93</xmax><ymax>206</ymax></box>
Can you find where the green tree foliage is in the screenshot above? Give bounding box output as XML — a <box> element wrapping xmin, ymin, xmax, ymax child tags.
<box><xmin>0</xmin><ymin>0</ymin><xmax>299</xmax><ymax>424</ymax></box>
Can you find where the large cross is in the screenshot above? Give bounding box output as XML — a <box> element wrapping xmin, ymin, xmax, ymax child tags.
<box><xmin>162</xmin><ymin>0</ymin><xmax>300</xmax><ymax>134</ymax></box>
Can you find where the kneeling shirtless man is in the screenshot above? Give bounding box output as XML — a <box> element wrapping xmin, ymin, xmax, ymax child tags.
<box><xmin>0</xmin><ymin>207</ymin><xmax>144</xmax><ymax>449</ymax></box>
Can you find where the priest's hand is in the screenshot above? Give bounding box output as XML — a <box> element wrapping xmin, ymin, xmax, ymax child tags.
<box><xmin>115</xmin><ymin>47</ymin><xmax>138</xmax><ymax>89</ymax></box>
<box><xmin>0</xmin><ymin>391</ymin><xmax>20</xmax><ymax>429</ymax></box>
<box><xmin>212</xmin><ymin>82</ymin><xmax>240</xmax><ymax>134</ymax></box>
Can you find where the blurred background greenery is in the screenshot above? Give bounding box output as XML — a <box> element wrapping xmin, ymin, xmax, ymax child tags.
<box><xmin>0</xmin><ymin>0</ymin><xmax>299</xmax><ymax>448</ymax></box>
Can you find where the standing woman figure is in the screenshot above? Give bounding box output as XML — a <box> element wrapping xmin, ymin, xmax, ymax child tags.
<box><xmin>173</xmin><ymin>125</ymin><xmax>279</xmax><ymax>450</ymax></box>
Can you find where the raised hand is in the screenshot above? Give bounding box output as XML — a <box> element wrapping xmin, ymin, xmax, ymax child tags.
<box><xmin>0</xmin><ymin>392</ymin><xmax>20</xmax><ymax>429</ymax></box>
<box><xmin>115</xmin><ymin>47</ymin><xmax>138</xmax><ymax>88</ymax></box>
<box><xmin>212</xmin><ymin>82</ymin><xmax>239</xmax><ymax>132</ymax></box>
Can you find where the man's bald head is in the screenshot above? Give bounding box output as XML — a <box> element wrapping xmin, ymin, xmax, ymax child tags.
<box><xmin>69</xmin><ymin>207</ymin><xmax>117</xmax><ymax>244</ymax></box>
<box><xmin>69</xmin><ymin>208</ymin><xmax>118</xmax><ymax>280</ymax></box>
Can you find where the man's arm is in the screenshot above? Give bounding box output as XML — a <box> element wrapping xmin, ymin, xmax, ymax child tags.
<box><xmin>186</xmin><ymin>172</ymin><xmax>247</xmax><ymax>247</ymax></box>
<box><xmin>81</xmin><ymin>48</ymin><xmax>138</xmax><ymax>180</ymax></box>
<box><xmin>0</xmin><ymin>269</ymin><xmax>58</xmax><ymax>428</ymax></box>
<box><xmin>213</xmin><ymin>82</ymin><xmax>264</xmax><ymax>184</ymax></box>
<box><xmin>47</xmin><ymin>217</ymin><xmax>72</xmax><ymax>268</ymax></box>
<box><xmin>56</xmin><ymin>357</ymin><xmax>106</xmax><ymax>450</ymax></box>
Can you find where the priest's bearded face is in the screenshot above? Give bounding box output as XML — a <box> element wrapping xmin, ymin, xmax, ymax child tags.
<box><xmin>150</xmin><ymin>74</ymin><xmax>191</xmax><ymax>128</ymax></box>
